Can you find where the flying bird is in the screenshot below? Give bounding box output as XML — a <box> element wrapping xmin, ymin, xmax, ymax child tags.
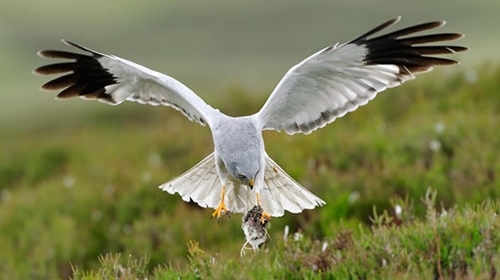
<box><xmin>34</xmin><ymin>16</ymin><xmax>467</xmax><ymax>221</ymax></box>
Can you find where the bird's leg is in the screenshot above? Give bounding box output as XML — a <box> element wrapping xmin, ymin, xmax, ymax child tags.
<box><xmin>256</xmin><ymin>192</ymin><xmax>272</xmax><ymax>224</ymax></box>
<box><xmin>211</xmin><ymin>185</ymin><xmax>228</xmax><ymax>221</ymax></box>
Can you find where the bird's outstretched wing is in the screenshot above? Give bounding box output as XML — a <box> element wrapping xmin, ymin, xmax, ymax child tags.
<box><xmin>34</xmin><ymin>40</ymin><xmax>218</xmax><ymax>126</ymax></box>
<box><xmin>254</xmin><ymin>16</ymin><xmax>467</xmax><ymax>134</ymax></box>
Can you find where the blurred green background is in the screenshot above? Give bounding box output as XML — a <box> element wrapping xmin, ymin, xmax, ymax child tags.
<box><xmin>1</xmin><ymin>0</ymin><xmax>498</xmax><ymax>132</ymax></box>
<box><xmin>1</xmin><ymin>0</ymin><xmax>500</xmax><ymax>279</ymax></box>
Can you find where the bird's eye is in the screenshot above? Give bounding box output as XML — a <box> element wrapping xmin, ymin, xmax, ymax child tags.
<box><xmin>237</xmin><ymin>173</ymin><xmax>246</xmax><ymax>179</ymax></box>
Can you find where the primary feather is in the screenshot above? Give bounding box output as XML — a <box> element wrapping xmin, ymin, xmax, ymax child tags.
<box><xmin>34</xmin><ymin>40</ymin><xmax>218</xmax><ymax>127</ymax></box>
<box><xmin>255</xmin><ymin>16</ymin><xmax>467</xmax><ymax>135</ymax></box>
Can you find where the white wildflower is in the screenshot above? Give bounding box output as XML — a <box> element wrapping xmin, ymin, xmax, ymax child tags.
<box><xmin>63</xmin><ymin>175</ymin><xmax>74</xmax><ymax>188</ymax></box>
<box><xmin>148</xmin><ymin>152</ymin><xmax>162</xmax><ymax>168</ymax></box>
<box><xmin>434</xmin><ymin>121</ymin><xmax>445</xmax><ymax>134</ymax></box>
<box><xmin>429</xmin><ymin>139</ymin><xmax>441</xmax><ymax>152</ymax></box>
<box><xmin>348</xmin><ymin>191</ymin><xmax>360</xmax><ymax>204</ymax></box>
<box><xmin>394</xmin><ymin>204</ymin><xmax>402</xmax><ymax>218</ymax></box>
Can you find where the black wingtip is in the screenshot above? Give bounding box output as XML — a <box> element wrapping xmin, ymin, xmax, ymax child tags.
<box><xmin>34</xmin><ymin>40</ymin><xmax>117</xmax><ymax>103</ymax></box>
<box><xmin>61</xmin><ymin>39</ymin><xmax>106</xmax><ymax>57</ymax></box>
<box><xmin>350</xmin><ymin>16</ymin><xmax>401</xmax><ymax>43</ymax></box>
<box><xmin>355</xmin><ymin>17</ymin><xmax>467</xmax><ymax>75</ymax></box>
<box><xmin>61</xmin><ymin>39</ymin><xmax>81</xmax><ymax>50</ymax></box>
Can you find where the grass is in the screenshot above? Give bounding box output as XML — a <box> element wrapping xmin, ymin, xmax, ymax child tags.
<box><xmin>1</xmin><ymin>62</ymin><xmax>500</xmax><ymax>278</ymax></box>
<box><xmin>70</xmin><ymin>190</ymin><xmax>500</xmax><ymax>279</ymax></box>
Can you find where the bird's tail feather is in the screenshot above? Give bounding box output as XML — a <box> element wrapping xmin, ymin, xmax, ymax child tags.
<box><xmin>159</xmin><ymin>152</ymin><xmax>325</xmax><ymax>217</ymax></box>
<box><xmin>259</xmin><ymin>154</ymin><xmax>325</xmax><ymax>216</ymax></box>
<box><xmin>159</xmin><ymin>152</ymin><xmax>222</xmax><ymax>209</ymax></box>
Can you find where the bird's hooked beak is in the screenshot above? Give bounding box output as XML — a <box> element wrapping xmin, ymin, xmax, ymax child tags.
<box><xmin>249</xmin><ymin>179</ymin><xmax>254</xmax><ymax>189</ymax></box>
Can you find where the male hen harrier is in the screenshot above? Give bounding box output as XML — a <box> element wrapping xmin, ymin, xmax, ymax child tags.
<box><xmin>34</xmin><ymin>17</ymin><xmax>466</xmax><ymax>221</ymax></box>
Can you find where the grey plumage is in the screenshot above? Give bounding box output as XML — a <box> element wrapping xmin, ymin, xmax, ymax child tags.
<box><xmin>34</xmin><ymin>17</ymin><xmax>466</xmax><ymax>217</ymax></box>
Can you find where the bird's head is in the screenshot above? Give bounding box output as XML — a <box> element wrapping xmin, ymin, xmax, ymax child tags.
<box><xmin>233</xmin><ymin>162</ymin><xmax>259</xmax><ymax>189</ymax></box>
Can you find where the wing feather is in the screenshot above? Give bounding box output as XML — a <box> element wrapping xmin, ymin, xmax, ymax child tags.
<box><xmin>255</xmin><ymin>16</ymin><xmax>467</xmax><ymax>134</ymax></box>
<box><xmin>34</xmin><ymin>40</ymin><xmax>218</xmax><ymax>127</ymax></box>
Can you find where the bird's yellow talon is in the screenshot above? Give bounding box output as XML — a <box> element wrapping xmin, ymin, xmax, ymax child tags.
<box><xmin>211</xmin><ymin>186</ymin><xmax>228</xmax><ymax>221</ymax></box>
<box><xmin>256</xmin><ymin>192</ymin><xmax>272</xmax><ymax>224</ymax></box>
<box><xmin>211</xmin><ymin>201</ymin><xmax>228</xmax><ymax>220</ymax></box>
<box><xmin>260</xmin><ymin>211</ymin><xmax>271</xmax><ymax>225</ymax></box>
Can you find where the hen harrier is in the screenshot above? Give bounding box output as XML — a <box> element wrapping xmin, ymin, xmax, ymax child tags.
<box><xmin>34</xmin><ymin>17</ymin><xmax>466</xmax><ymax>221</ymax></box>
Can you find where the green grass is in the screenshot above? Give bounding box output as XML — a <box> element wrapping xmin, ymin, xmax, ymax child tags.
<box><xmin>70</xmin><ymin>191</ymin><xmax>500</xmax><ymax>279</ymax></box>
<box><xmin>1</xmin><ymin>64</ymin><xmax>500</xmax><ymax>279</ymax></box>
